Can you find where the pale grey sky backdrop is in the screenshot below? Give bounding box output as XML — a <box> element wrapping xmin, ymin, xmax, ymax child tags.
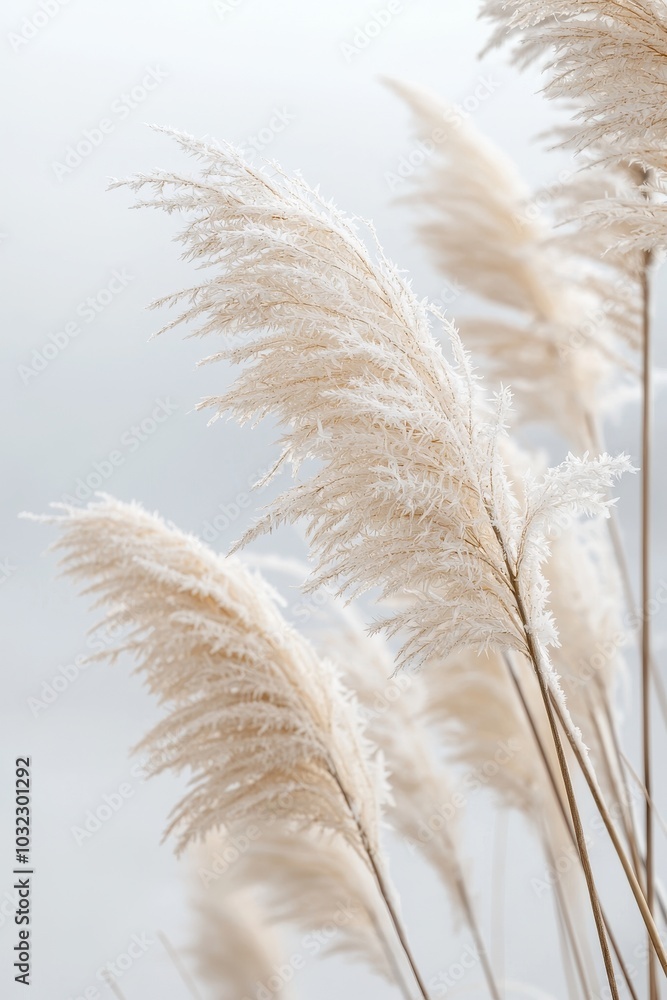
<box><xmin>1</xmin><ymin>1</ymin><xmax>666</xmax><ymax>998</ymax></box>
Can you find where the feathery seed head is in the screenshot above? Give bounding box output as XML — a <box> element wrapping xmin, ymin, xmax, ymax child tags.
<box><xmin>37</xmin><ymin>495</ymin><xmax>388</xmax><ymax>858</ymax></box>
<box><xmin>116</xmin><ymin>132</ymin><xmax>631</xmax><ymax>682</ymax></box>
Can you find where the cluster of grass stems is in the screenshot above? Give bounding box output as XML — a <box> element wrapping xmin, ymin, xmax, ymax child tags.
<box><xmin>31</xmin><ymin>3</ymin><xmax>667</xmax><ymax>998</ymax></box>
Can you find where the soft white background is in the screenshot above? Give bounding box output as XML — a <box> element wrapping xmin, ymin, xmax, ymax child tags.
<box><xmin>1</xmin><ymin>1</ymin><xmax>666</xmax><ymax>998</ymax></box>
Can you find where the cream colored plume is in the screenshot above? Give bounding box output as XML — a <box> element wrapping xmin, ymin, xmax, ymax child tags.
<box><xmin>242</xmin><ymin>555</ymin><xmax>468</xmax><ymax>918</ymax></box>
<box><xmin>243</xmin><ymin>556</ymin><xmax>505</xmax><ymax>996</ymax></box>
<box><xmin>481</xmin><ymin>0</ymin><xmax>667</xmax><ymax>174</ymax></box>
<box><xmin>383</xmin><ymin>77</ymin><xmax>560</xmax><ymax>320</ymax></box>
<box><xmin>544</xmin><ymin>163</ymin><xmax>644</xmax><ymax>354</ymax></box>
<box><xmin>191</xmin><ymin>881</ymin><xmax>295</xmax><ymax>1000</ymax></box>
<box><xmin>501</xmin><ymin>438</ymin><xmax>627</xmax><ymax>780</ymax></box>
<box><xmin>480</xmin><ymin>0</ymin><xmax>667</xmax><ymax>250</ymax></box>
<box><xmin>547</xmin><ymin>517</ymin><xmax>628</xmax><ymax>799</ymax></box>
<box><xmin>38</xmin><ymin>495</ymin><xmax>388</xmax><ymax>860</ymax></box>
<box><xmin>384</xmin><ymin>77</ymin><xmax>637</xmax><ymax>448</ymax></box>
<box><xmin>195</xmin><ymin>828</ymin><xmax>400</xmax><ymax>986</ymax></box>
<box><xmin>116</xmin><ymin>131</ymin><xmax>631</xmax><ymax>711</ymax></box>
<box><xmin>332</xmin><ymin>622</ymin><xmax>465</xmax><ymax>894</ymax></box>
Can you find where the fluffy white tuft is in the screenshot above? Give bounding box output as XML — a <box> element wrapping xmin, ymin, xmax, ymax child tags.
<box><xmin>37</xmin><ymin>495</ymin><xmax>388</xmax><ymax>859</ymax></box>
<box><xmin>384</xmin><ymin>77</ymin><xmax>640</xmax><ymax>447</ymax></box>
<box><xmin>116</xmin><ymin>132</ymin><xmax>632</xmax><ymax>690</ymax></box>
<box><xmin>480</xmin><ymin>0</ymin><xmax>667</xmax><ymax>247</ymax></box>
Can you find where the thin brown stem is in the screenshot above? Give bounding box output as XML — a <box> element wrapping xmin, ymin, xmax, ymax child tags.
<box><xmin>590</xmin><ymin>691</ymin><xmax>667</xmax><ymax>935</ymax></box>
<box><xmin>617</xmin><ymin>751</ymin><xmax>667</xmax><ymax>925</ymax></box>
<box><xmin>334</xmin><ymin>775</ymin><xmax>429</xmax><ymax>1000</ymax></box>
<box><xmin>620</xmin><ymin>750</ymin><xmax>667</xmax><ymax>847</ymax></box>
<box><xmin>503</xmin><ymin>657</ymin><xmax>594</xmax><ymax>994</ymax></box>
<box><xmin>584</xmin><ymin>407</ymin><xmax>667</xmax><ymax>731</ymax></box>
<box><xmin>641</xmin><ymin>248</ymin><xmax>658</xmax><ymax>1000</ymax></box>
<box><xmin>101</xmin><ymin>974</ymin><xmax>127</xmax><ymax>1000</ymax></box>
<box><xmin>503</xmin><ymin>653</ymin><xmax>636</xmax><ymax>1000</ymax></box>
<box><xmin>584</xmin><ymin>686</ymin><xmax>644</xmax><ymax>890</ymax></box>
<box><xmin>544</xmin><ymin>836</ymin><xmax>595</xmax><ymax>1000</ymax></box>
<box><xmin>367</xmin><ymin>908</ymin><xmax>418</xmax><ymax>1000</ymax></box>
<box><xmin>604</xmin><ymin>502</ymin><xmax>667</xmax><ymax>726</ymax></box>
<box><xmin>454</xmin><ymin>872</ymin><xmax>503</xmax><ymax>1000</ymax></box>
<box><xmin>593</xmin><ymin>680</ymin><xmax>644</xmax><ymax>881</ymax></box>
<box><xmin>491</xmin><ymin>812</ymin><xmax>508</xmax><ymax>989</ymax></box>
<box><xmin>158</xmin><ymin>930</ymin><xmax>203</xmax><ymax>1000</ymax></box>
<box><xmin>366</xmin><ymin>848</ymin><xmax>431</xmax><ymax>1000</ymax></box>
<box><xmin>589</xmin><ymin>686</ymin><xmax>667</xmax><ymax>926</ymax></box>
<box><xmin>527</xmin><ymin>656</ymin><xmax>618</xmax><ymax>999</ymax></box>
<box><xmin>497</xmin><ymin>548</ymin><xmax>620</xmax><ymax>999</ymax></box>
<box><xmin>548</xmin><ymin>692</ymin><xmax>667</xmax><ymax>974</ymax></box>
<box><xmin>554</xmin><ymin>907</ymin><xmax>581</xmax><ymax>1000</ymax></box>
<box><xmin>585</xmin><ymin>404</ymin><xmax>667</xmax><ymax>970</ymax></box>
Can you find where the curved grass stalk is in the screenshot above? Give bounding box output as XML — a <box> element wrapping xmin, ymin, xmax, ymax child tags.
<box><xmin>336</xmin><ymin>777</ymin><xmax>431</xmax><ymax>1000</ymax></box>
<box><xmin>158</xmin><ymin>931</ymin><xmax>203</xmax><ymax>1000</ymax></box>
<box><xmin>543</xmin><ymin>837</ymin><xmax>595</xmax><ymax>1000</ymax></box>
<box><xmin>491</xmin><ymin>814</ymin><xmax>508</xmax><ymax>989</ymax></box>
<box><xmin>502</xmin><ymin>654</ymin><xmax>638</xmax><ymax>1000</ymax></box>
<box><xmin>547</xmin><ymin>692</ymin><xmax>667</xmax><ymax>975</ymax></box>
<box><xmin>584</xmin><ymin>686</ymin><xmax>644</xmax><ymax>882</ymax></box>
<box><xmin>640</xmin><ymin>246</ymin><xmax>657</xmax><ymax>1000</ymax></box>
<box><xmin>503</xmin><ymin>653</ymin><xmax>640</xmax><ymax>1000</ymax></box>
<box><xmin>493</xmin><ymin>531</ymin><xmax>620</xmax><ymax>999</ymax></box>
<box><xmin>453</xmin><ymin>869</ymin><xmax>503</xmax><ymax>1000</ymax></box>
